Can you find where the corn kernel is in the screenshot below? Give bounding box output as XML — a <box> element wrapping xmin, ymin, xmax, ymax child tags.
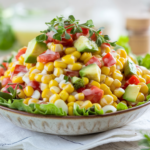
<box><xmin>51</xmin><ymin>44</ymin><xmax>63</xmax><ymax>52</ymax></box>
<box><xmin>0</xmin><ymin>76</ymin><xmax>5</xmax><ymax>81</ymax></box>
<box><xmin>18</xmin><ymin>55</ymin><xmax>24</xmax><ymax>65</ymax></box>
<box><xmin>59</xmin><ymin>90</ymin><xmax>69</xmax><ymax>101</ymax></box>
<box><xmin>25</xmin><ymin>63</ymin><xmax>33</xmax><ymax>70</ymax></box>
<box><xmin>75</xmin><ymin>101</ymin><xmax>84</xmax><ymax>106</ymax></box>
<box><xmin>101</xmin><ymin>66</ymin><xmax>110</xmax><ymax>75</ymax></box>
<box><xmin>100</xmin><ymin>95</ymin><xmax>113</xmax><ymax>107</ymax></box>
<box><xmin>93</xmin><ymin>103</ymin><xmax>101</xmax><ymax>110</ymax></box>
<box><xmin>104</xmin><ymin>46</ymin><xmax>111</xmax><ymax>53</ymax></box>
<box><xmin>67</xmin><ymin>95</ymin><xmax>76</xmax><ymax>103</ymax></box>
<box><xmin>29</xmin><ymin>73</ymin><xmax>36</xmax><ymax>81</ymax></box>
<box><xmin>116</xmin><ymin>60</ymin><xmax>123</xmax><ymax>70</ymax></box>
<box><xmin>54</xmin><ymin>61</ymin><xmax>67</xmax><ymax>69</ymax></box>
<box><xmin>53</xmin><ymin>68</ymin><xmax>64</xmax><ymax>76</ymax></box>
<box><xmin>17</xmin><ymin>89</ymin><xmax>26</xmax><ymax>98</ymax></box>
<box><xmin>75</xmin><ymin>93</ymin><xmax>84</xmax><ymax>101</ymax></box>
<box><xmin>138</xmin><ymin>82</ymin><xmax>148</xmax><ymax>95</ymax></box>
<box><xmin>109</xmin><ymin>65</ymin><xmax>116</xmax><ymax>74</ymax></box>
<box><xmin>8</xmin><ymin>62</ymin><xmax>14</xmax><ymax>68</ymax></box>
<box><xmin>28</xmin><ymin>98</ymin><xmax>39</xmax><ymax>105</ymax></box>
<box><xmin>81</xmin><ymin>100</ymin><xmax>93</xmax><ymax>110</ymax></box>
<box><xmin>117</xmin><ymin>49</ymin><xmax>127</xmax><ymax>59</ymax></box>
<box><xmin>112</xmin><ymin>102</ymin><xmax>118</xmax><ymax>108</ymax></box>
<box><xmin>100</xmin><ymin>74</ymin><xmax>106</xmax><ymax>83</ymax></box>
<box><xmin>47</xmin><ymin>42</ymin><xmax>54</xmax><ymax>49</ymax></box>
<box><xmin>71</xmin><ymin>51</ymin><xmax>81</xmax><ymax>60</ymax></box>
<box><xmin>139</xmin><ymin>77</ymin><xmax>146</xmax><ymax>83</ymax></box>
<box><xmin>63</xmin><ymin>84</ymin><xmax>74</xmax><ymax>94</ymax></box>
<box><xmin>62</xmin><ymin>55</ymin><xmax>75</xmax><ymax>64</ymax></box>
<box><xmin>23</xmin><ymin>98</ymin><xmax>30</xmax><ymax>105</ymax></box>
<box><xmin>34</xmin><ymin>74</ymin><xmax>43</xmax><ymax>82</ymax></box>
<box><xmin>143</xmin><ymin>74</ymin><xmax>150</xmax><ymax>83</ymax></box>
<box><xmin>50</xmin><ymin>86</ymin><xmax>61</xmax><ymax>94</ymax></box>
<box><xmin>65</xmin><ymin>47</ymin><xmax>76</xmax><ymax>54</ymax></box>
<box><xmin>12</xmin><ymin>76</ymin><xmax>24</xmax><ymax>84</ymax></box>
<box><xmin>80</xmin><ymin>52</ymin><xmax>92</xmax><ymax>62</ymax></box>
<box><xmin>100</xmin><ymin>84</ymin><xmax>112</xmax><ymax>95</ymax></box>
<box><xmin>40</xmin><ymin>83</ymin><xmax>49</xmax><ymax>91</ymax></box>
<box><xmin>110</xmin><ymin>94</ymin><xmax>118</xmax><ymax>101</ymax></box>
<box><xmin>29</xmin><ymin>66</ymin><xmax>36</xmax><ymax>74</ymax></box>
<box><xmin>105</xmin><ymin>77</ymin><xmax>114</xmax><ymax>87</ymax></box>
<box><xmin>24</xmin><ymin>86</ymin><xmax>34</xmax><ymax>97</ymax></box>
<box><xmin>68</xmin><ymin>102</ymin><xmax>75</xmax><ymax>107</ymax></box>
<box><xmin>68</xmin><ymin>63</ymin><xmax>82</xmax><ymax>71</ymax></box>
<box><xmin>44</xmin><ymin>62</ymin><xmax>54</xmax><ymax>72</ymax></box>
<box><xmin>90</xmin><ymin>80</ymin><xmax>100</xmax><ymax>88</ymax></box>
<box><xmin>43</xmin><ymin>98</ymin><xmax>49</xmax><ymax>102</ymax></box>
<box><xmin>4</xmin><ymin>70</ymin><xmax>11</xmax><ymax>77</ymax></box>
<box><xmin>119</xmin><ymin>57</ymin><xmax>126</xmax><ymax>66</ymax></box>
<box><xmin>112</xmin><ymin>71</ymin><xmax>123</xmax><ymax>81</ymax></box>
<box><xmin>41</xmin><ymin>74</ymin><xmax>53</xmax><ymax>84</ymax></box>
<box><xmin>36</xmin><ymin>62</ymin><xmax>44</xmax><ymax>71</ymax></box>
<box><xmin>68</xmin><ymin>106</ymin><xmax>73</xmax><ymax>116</ymax></box>
<box><xmin>113</xmin><ymin>88</ymin><xmax>125</xmax><ymax>98</ymax></box>
<box><xmin>82</xmin><ymin>77</ymin><xmax>89</xmax><ymax>85</ymax></box>
<box><xmin>93</xmin><ymin>47</ymin><xmax>101</xmax><ymax>55</ymax></box>
<box><xmin>49</xmin><ymin>80</ymin><xmax>58</xmax><ymax>88</ymax></box>
<box><xmin>121</xmin><ymin>100</ymin><xmax>127</xmax><ymax>105</ymax></box>
<box><xmin>136</xmin><ymin>92</ymin><xmax>145</xmax><ymax>102</ymax></box>
<box><xmin>42</xmin><ymin>89</ymin><xmax>53</xmax><ymax>99</ymax></box>
<box><xmin>137</xmin><ymin>68</ymin><xmax>142</xmax><ymax>76</ymax></box>
<box><xmin>49</xmin><ymin>94</ymin><xmax>60</xmax><ymax>103</ymax></box>
<box><xmin>110</xmin><ymin>79</ymin><xmax>121</xmax><ymax>91</ymax></box>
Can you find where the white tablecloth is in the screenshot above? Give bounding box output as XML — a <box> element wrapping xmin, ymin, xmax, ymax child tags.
<box><xmin>0</xmin><ymin>109</ymin><xmax>150</xmax><ymax>150</ymax></box>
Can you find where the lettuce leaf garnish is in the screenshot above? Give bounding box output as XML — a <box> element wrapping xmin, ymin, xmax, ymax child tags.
<box><xmin>117</xmin><ymin>102</ymin><xmax>128</xmax><ymax>111</ymax></box>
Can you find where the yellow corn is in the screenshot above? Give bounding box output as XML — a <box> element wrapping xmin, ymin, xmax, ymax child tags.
<box><xmin>18</xmin><ymin>55</ymin><xmax>24</xmax><ymax>65</ymax></box>
<box><xmin>51</xmin><ymin>44</ymin><xmax>63</xmax><ymax>52</ymax></box>
<box><xmin>104</xmin><ymin>46</ymin><xmax>111</xmax><ymax>53</ymax></box>
<box><xmin>121</xmin><ymin>100</ymin><xmax>127</xmax><ymax>105</ymax></box>
<box><xmin>25</xmin><ymin>63</ymin><xmax>33</xmax><ymax>70</ymax></box>
<box><xmin>68</xmin><ymin>106</ymin><xmax>73</xmax><ymax>116</ymax></box>
<box><xmin>29</xmin><ymin>73</ymin><xmax>36</xmax><ymax>81</ymax></box>
<box><xmin>90</xmin><ymin>80</ymin><xmax>100</xmax><ymax>88</ymax></box>
<box><xmin>24</xmin><ymin>86</ymin><xmax>34</xmax><ymax>97</ymax></box>
<box><xmin>93</xmin><ymin>103</ymin><xmax>101</xmax><ymax>110</ymax></box>
<box><xmin>110</xmin><ymin>94</ymin><xmax>118</xmax><ymax>102</ymax></box>
<box><xmin>40</xmin><ymin>83</ymin><xmax>49</xmax><ymax>91</ymax></box>
<box><xmin>139</xmin><ymin>77</ymin><xmax>146</xmax><ymax>83</ymax></box>
<box><xmin>65</xmin><ymin>47</ymin><xmax>76</xmax><ymax>54</ymax></box>
<box><xmin>75</xmin><ymin>101</ymin><xmax>84</xmax><ymax>106</ymax></box>
<box><xmin>0</xmin><ymin>76</ymin><xmax>5</xmax><ymax>81</ymax></box>
<box><xmin>12</xmin><ymin>76</ymin><xmax>24</xmax><ymax>84</ymax></box>
<box><xmin>75</xmin><ymin>93</ymin><xmax>84</xmax><ymax>101</ymax></box>
<box><xmin>68</xmin><ymin>63</ymin><xmax>82</xmax><ymax>71</ymax></box>
<box><xmin>8</xmin><ymin>62</ymin><xmax>14</xmax><ymax>68</ymax></box>
<box><xmin>41</xmin><ymin>74</ymin><xmax>54</xmax><ymax>84</ymax></box>
<box><xmin>42</xmin><ymin>89</ymin><xmax>53</xmax><ymax>99</ymax></box>
<box><xmin>62</xmin><ymin>55</ymin><xmax>75</xmax><ymax>64</ymax></box>
<box><xmin>53</xmin><ymin>68</ymin><xmax>64</xmax><ymax>76</ymax></box>
<box><xmin>44</xmin><ymin>62</ymin><xmax>54</xmax><ymax>72</ymax></box>
<box><xmin>143</xmin><ymin>74</ymin><xmax>150</xmax><ymax>83</ymax></box>
<box><xmin>36</xmin><ymin>62</ymin><xmax>44</xmax><ymax>71</ymax></box>
<box><xmin>54</xmin><ymin>61</ymin><xmax>67</xmax><ymax>69</ymax></box>
<box><xmin>100</xmin><ymin>95</ymin><xmax>114</xmax><ymax>107</ymax></box>
<box><xmin>105</xmin><ymin>77</ymin><xmax>114</xmax><ymax>87</ymax></box>
<box><xmin>71</xmin><ymin>51</ymin><xmax>81</xmax><ymax>60</ymax></box>
<box><xmin>23</xmin><ymin>98</ymin><xmax>30</xmax><ymax>105</ymax></box>
<box><xmin>100</xmin><ymin>74</ymin><xmax>106</xmax><ymax>83</ymax></box>
<box><xmin>17</xmin><ymin>89</ymin><xmax>26</xmax><ymax>98</ymax></box>
<box><xmin>117</xmin><ymin>49</ymin><xmax>127</xmax><ymax>58</ymax></box>
<box><xmin>35</xmin><ymin>74</ymin><xmax>43</xmax><ymax>82</ymax></box>
<box><xmin>101</xmin><ymin>66</ymin><xmax>110</xmax><ymax>75</ymax></box>
<box><xmin>80</xmin><ymin>52</ymin><xmax>92</xmax><ymax>62</ymax></box>
<box><xmin>63</xmin><ymin>84</ymin><xmax>74</xmax><ymax>94</ymax></box>
<box><xmin>67</xmin><ymin>95</ymin><xmax>76</xmax><ymax>103</ymax></box>
<box><xmin>49</xmin><ymin>80</ymin><xmax>58</xmax><ymax>88</ymax></box>
<box><xmin>110</xmin><ymin>79</ymin><xmax>122</xmax><ymax>91</ymax></box>
<box><xmin>4</xmin><ymin>70</ymin><xmax>11</xmax><ymax>77</ymax></box>
<box><xmin>113</xmin><ymin>88</ymin><xmax>125</xmax><ymax>98</ymax></box>
<box><xmin>82</xmin><ymin>77</ymin><xmax>89</xmax><ymax>85</ymax></box>
<box><xmin>112</xmin><ymin>102</ymin><xmax>118</xmax><ymax>108</ymax></box>
<box><xmin>81</xmin><ymin>100</ymin><xmax>93</xmax><ymax>110</ymax></box>
<box><xmin>137</xmin><ymin>68</ymin><xmax>142</xmax><ymax>76</ymax></box>
<box><xmin>59</xmin><ymin>90</ymin><xmax>69</xmax><ymax>101</ymax></box>
<box><xmin>129</xmin><ymin>56</ymin><xmax>138</xmax><ymax>64</ymax></box>
<box><xmin>100</xmin><ymin>84</ymin><xmax>112</xmax><ymax>95</ymax></box>
<box><xmin>68</xmin><ymin>102</ymin><xmax>75</xmax><ymax>107</ymax></box>
<box><xmin>138</xmin><ymin>82</ymin><xmax>148</xmax><ymax>95</ymax></box>
<box><xmin>93</xmin><ymin>47</ymin><xmax>101</xmax><ymax>55</ymax></box>
<box><xmin>28</xmin><ymin>98</ymin><xmax>39</xmax><ymax>105</ymax></box>
<box><xmin>47</xmin><ymin>42</ymin><xmax>54</xmax><ymax>49</ymax></box>
<box><xmin>49</xmin><ymin>94</ymin><xmax>60</xmax><ymax>103</ymax></box>
<box><xmin>112</xmin><ymin>71</ymin><xmax>123</xmax><ymax>81</ymax></box>
<box><xmin>136</xmin><ymin>92</ymin><xmax>145</xmax><ymax>102</ymax></box>
<box><xmin>50</xmin><ymin>86</ymin><xmax>61</xmax><ymax>94</ymax></box>
<box><xmin>116</xmin><ymin>60</ymin><xmax>123</xmax><ymax>70</ymax></box>
<box><xmin>43</xmin><ymin>98</ymin><xmax>49</xmax><ymax>102</ymax></box>
<box><xmin>119</xmin><ymin>57</ymin><xmax>126</xmax><ymax>66</ymax></box>
<box><xmin>109</xmin><ymin>65</ymin><xmax>116</xmax><ymax>74</ymax></box>
<box><xmin>29</xmin><ymin>66</ymin><xmax>36</xmax><ymax>74</ymax></box>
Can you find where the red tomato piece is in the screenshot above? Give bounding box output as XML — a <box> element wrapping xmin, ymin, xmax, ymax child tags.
<box><xmin>85</xmin><ymin>56</ymin><xmax>102</xmax><ymax>68</ymax></box>
<box><xmin>28</xmin><ymin>81</ymin><xmax>40</xmax><ymax>90</ymax></box>
<box><xmin>76</xmin><ymin>87</ymin><xmax>86</xmax><ymax>93</ymax></box>
<box><xmin>2</xmin><ymin>62</ymin><xmax>8</xmax><ymax>69</ymax></box>
<box><xmin>147</xmin><ymin>80</ymin><xmax>150</xmax><ymax>84</ymax></box>
<box><xmin>65</xmin><ymin>24</ymin><xmax>74</xmax><ymax>33</ymax></box>
<box><xmin>46</xmin><ymin>31</ymin><xmax>55</xmax><ymax>43</ymax></box>
<box><xmin>82</xmin><ymin>86</ymin><xmax>104</xmax><ymax>103</ymax></box>
<box><xmin>15</xmin><ymin>47</ymin><xmax>27</xmax><ymax>60</ymax></box>
<box><xmin>65</xmin><ymin>70</ymin><xmax>79</xmax><ymax>77</ymax></box>
<box><xmin>128</xmin><ymin>75</ymin><xmax>140</xmax><ymax>85</ymax></box>
<box><xmin>90</xmin><ymin>31</ymin><xmax>102</xmax><ymax>41</ymax></box>
<box><xmin>102</xmin><ymin>52</ymin><xmax>116</xmax><ymax>67</ymax></box>
<box><xmin>1</xmin><ymin>77</ymin><xmax>12</xmax><ymax>87</ymax></box>
<box><xmin>37</xmin><ymin>50</ymin><xmax>60</xmax><ymax>63</ymax></box>
<box><xmin>13</xmin><ymin>65</ymin><xmax>27</xmax><ymax>74</ymax></box>
<box><xmin>0</xmin><ymin>67</ymin><xmax>5</xmax><ymax>76</ymax></box>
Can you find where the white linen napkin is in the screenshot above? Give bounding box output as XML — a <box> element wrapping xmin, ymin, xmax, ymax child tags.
<box><xmin>0</xmin><ymin>109</ymin><xmax>150</xmax><ymax>150</ymax></box>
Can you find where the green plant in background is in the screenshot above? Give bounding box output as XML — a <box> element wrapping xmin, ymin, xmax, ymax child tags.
<box><xmin>139</xmin><ymin>134</ymin><xmax>150</xmax><ymax>150</ymax></box>
<box><xmin>114</xmin><ymin>36</ymin><xmax>131</xmax><ymax>55</ymax></box>
<box><xmin>0</xmin><ymin>8</ymin><xmax>16</xmax><ymax>50</ymax></box>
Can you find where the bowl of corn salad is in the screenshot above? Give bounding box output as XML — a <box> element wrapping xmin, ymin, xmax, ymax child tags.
<box><xmin>0</xmin><ymin>15</ymin><xmax>150</xmax><ymax>135</ymax></box>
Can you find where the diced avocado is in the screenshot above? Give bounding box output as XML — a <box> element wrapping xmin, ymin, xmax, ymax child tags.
<box><xmin>124</xmin><ymin>59</ymin><xmax>137</xmax><ymax>77</ymax></box>
<box><xmin>74</xmin><ymin>36</ymin><xmax>98</xmax><ymax>52</ymax></box>
<box><xmin>123</xmin><ymin>84</ymin><xmax>141</xmax><ymax>102</ymax></box>
<box><xmin>79</xmin><ymin>64</ymin><xmax>101</xmax><ymax>82</ymax></box>
<box><xmin>71</xmin><ymin>77</ymin><xmax>84</xmax><ymax>90</ymax></box>
<box><xmin>25</xmin><ymin>38</ymin><xmax>47</xmax><ymax>63</ymax></box>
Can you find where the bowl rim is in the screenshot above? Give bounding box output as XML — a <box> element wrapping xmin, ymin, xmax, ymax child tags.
<box><xmin>0</xmin><ymin>101</ymin><xmax>150</xmax><ymax>119</ymax></box>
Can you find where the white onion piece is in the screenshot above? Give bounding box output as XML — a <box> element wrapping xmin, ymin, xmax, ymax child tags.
<box><xmin>102</xmin><ymin>105</ymin><xmax>117</xmax><ymax>114</ymax></box>
<box><xmin>40</xmin><ymin>83</ymin><xmax>48</xmax><ymax>91</ymax></box>
<box><xmin>31</xmin><ymin>69</ymin><xmax>41</xmax><ymax>74</ymax></box>
<box><xmin>54</xmin><ymin>99</ymin><xmax>68</xmax><ymax>114</ymax></box>
<box><xmin>31</xmin><ymin>90</ymin><xmax>40</xmax><ymax>99</ymax></box>
<box><xmin>17</xmin><ymin>72</ymin><xmax>26</xmax><ymax>77</ymax></box>
<box><xmin>41</xmin><ymin>69</ymin><xmax>47</xmax><ymax>75</ymax></box>
<box><xmin>22</xmin><ymin>76</ymin><xmax>30</xmax><ymax>84</ymax></box>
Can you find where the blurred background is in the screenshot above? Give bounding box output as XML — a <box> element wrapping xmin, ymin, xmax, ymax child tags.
<box><xmin>0</xmin><ymin>0</ymin><xmax>150</xmax><ymax>56</ymax></box>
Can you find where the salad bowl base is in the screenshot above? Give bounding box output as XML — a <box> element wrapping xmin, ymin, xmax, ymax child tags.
<box><xmin>0</xmin><ymin>102</ymin><xmax>150</xmax><ymax>135</ymax></box>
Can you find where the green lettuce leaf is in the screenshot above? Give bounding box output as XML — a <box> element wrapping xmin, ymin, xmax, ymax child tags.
<box><xmin>117</xmin><ymin>102</ymin><xmax>128</xmax><ymax>111</ymax></box>
<box><xmin>136</xmin><ymin>95</ymin><xmax>150</xmax><ymax>106</ymax></box>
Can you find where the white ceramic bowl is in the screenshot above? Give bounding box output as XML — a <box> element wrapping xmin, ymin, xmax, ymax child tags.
<box><xmin>0</xmin><ymin>102</ymin><xmax>150</xmax><ymax>135</ymax></box>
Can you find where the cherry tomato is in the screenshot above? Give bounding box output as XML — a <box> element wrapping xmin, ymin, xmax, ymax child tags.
<box><xmin>65</xmin><ymin>70</ymin><xmax>79</xmax><ymax>77</ymax></box>
<box><xmin>1</xmin><ymin>77</ymin><xmax>11</xmax><ymax>87</ymax></box>
<box><xmin>85</xmin><ymin>56</ymin><xmax>102</xmax><ymax>68</ymax></box>
<box><xmin>102</xmin><ymin>52</ymin><xmax>116</xmax><ymax>67</ymax></box>
<box><xmin>37</xmin><ymin>50</ymin><xmax>60</xmax><ymax>63</ymax></box>
<box><xmin>0</xmin><ymin>67</ymin><xmax>5</xmax><ymax>76</ymax></box>
<box><xmin>15</xmin><ymin>47</ymin><xmax>27</xmax><ymax>60</ymax></box>
<box><xmin>82</xmin><ymin>86</ymin><xmax>104</xmax><ymax>103</ymax></box>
